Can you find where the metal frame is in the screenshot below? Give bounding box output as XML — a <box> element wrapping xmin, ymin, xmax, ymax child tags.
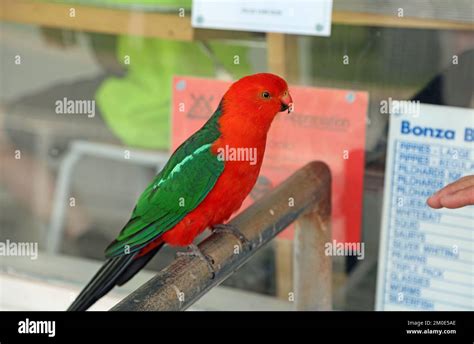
<box><xmin>46</xmin><ymin>140</ymin><xmax>169</xmax><ymax>253</ymax></box>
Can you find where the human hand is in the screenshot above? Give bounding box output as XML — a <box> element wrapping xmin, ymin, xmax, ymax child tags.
<box><xmin>427</xmin><ymin>175</ymin><xmax>474</xmax><ymax>209</ymax></box>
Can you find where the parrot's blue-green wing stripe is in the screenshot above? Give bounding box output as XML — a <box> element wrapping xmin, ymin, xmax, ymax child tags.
<box><xmin>105</xmin><ymin>144</ymin><xmax>224</xmax><ymax>257</ymax></box>
<box><xmin>105</xmin><ymin>105</ymin><xmax>224</xmax><ymax>258</ymax></box>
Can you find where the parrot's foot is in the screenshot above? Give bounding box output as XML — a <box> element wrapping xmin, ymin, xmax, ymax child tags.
<box><xmin>212</xmin><ymin>224</ymin><xmax>251</xmax><ymax>250</ymax></box>
<box><xmin>176</xmin><ymin>244</ymin><xmax>216</xmax><ymax>279</ymax></box>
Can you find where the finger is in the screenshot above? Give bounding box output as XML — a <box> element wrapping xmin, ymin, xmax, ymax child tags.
<box><xmin>426</xmin><ymin>194</ymin><xmax>443</xmax><ymax>208</ymax></box>
<box><xmin>427</xmin><ymin>176</ymin><xmax>474</xmax><ymax>208</ymax></box>
<box><xmin>436</xmin><ymin>176</ymin><xmax>474</xmax><ymax>198</ymax></box>
<box><xmin>439</xmin><ymin>186</ymin><xmax>474</xmax><ymax>209</ymax></box>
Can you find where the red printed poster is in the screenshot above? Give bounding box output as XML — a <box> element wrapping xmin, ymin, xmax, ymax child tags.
<box><xmin>172</xmin><ymin>76</ymin><xmax>368</xmax><ymax>243</ymax></box>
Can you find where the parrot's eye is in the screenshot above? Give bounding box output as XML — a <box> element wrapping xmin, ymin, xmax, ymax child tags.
<box><xmin>261</xmin><ymin>91</ymin><xmax>271</xmax><ymax>99</ymax></box>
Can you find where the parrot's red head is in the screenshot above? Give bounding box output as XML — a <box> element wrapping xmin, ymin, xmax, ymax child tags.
<box><xmin>210</xmin><ymin>74</ymin><xmax>293</xmax><ymax>172</ymax></box>
<box><xmin>221</xmin><ymin>73</ymin><xmax>293</xmax><ymax>127</ymax></box>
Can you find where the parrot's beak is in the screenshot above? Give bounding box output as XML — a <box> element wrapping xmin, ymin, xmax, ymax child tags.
<box><xmin>280</xmin><ymin>92</ymin><xmax>293</xmax><ymax>113</ymax></box>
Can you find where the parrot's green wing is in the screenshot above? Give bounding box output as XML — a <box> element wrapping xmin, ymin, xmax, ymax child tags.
<box><xmin>105</xmin><ymin>108</ymin><xmax>224</xmax><ymax>258</ymax></box>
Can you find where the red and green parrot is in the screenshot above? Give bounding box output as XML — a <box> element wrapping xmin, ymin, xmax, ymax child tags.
<box><xmin>68</xmin><ymin>73</ymin><xmax>293</xmax><ymax>311</ymax></box>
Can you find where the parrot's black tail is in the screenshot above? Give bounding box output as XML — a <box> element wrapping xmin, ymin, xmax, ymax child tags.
<box><xmin>67</xmin><ymin>254</ymin><xmax>136</xmax><ymax>311</ymax></box>
<box><xmin>67</xmin><ymin>242</ymin><xmax>164</xmax><ymax>311</ymax></box>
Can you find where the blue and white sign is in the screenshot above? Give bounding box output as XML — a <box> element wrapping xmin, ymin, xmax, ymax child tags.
<box><xmin>192</xmin><ymin>0</ymin><xmax>333</xmax><ymax>36</ymax></box>
<box><xmin>376</xmin><ymin>104</ymin><xmax>474</xmax><ymax>311</ymax></box>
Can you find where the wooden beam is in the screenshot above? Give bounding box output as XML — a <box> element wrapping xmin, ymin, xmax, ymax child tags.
<box><xmin>333</xmin><ymin>11</ymin><xmax>474</xmax><ymax>31</ymax></box>
<box><xmin>333</xmin><ymin>0</ymin><xmax>474</xmax><ymax>26</ymax></box>
<box><xmin>266</xmin><ymin>33</ymin><xmax>300</xmax><ymax>82</ymax></box>
<box><xmin>294</xmin><ymin>194</ymin><xmax>332</xmax><ymax>310</ymax></box>
<box><xmin>2</xmin><ymin>0</ymin><xmax>472</xmax><ymax>39</ymax></box>
<box><xmin>0</xmin><ymin>0</ymin><xmax>194</xmax><ymax>40</ymax></box>
<box><xmin>0</xmin><ymin>0</ymin><xmax>262</xmax><ymax>41</ymax></box>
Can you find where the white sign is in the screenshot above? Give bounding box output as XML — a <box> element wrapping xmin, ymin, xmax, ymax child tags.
<box><xmin>376</xmin><ymin>104</ymin><xmax>474</xmax><ymax>311</ymax></box>
<box><xmin>192</xmin><ymin>0</ymin><xmax>333</xmax><ymax>36</ymax></box>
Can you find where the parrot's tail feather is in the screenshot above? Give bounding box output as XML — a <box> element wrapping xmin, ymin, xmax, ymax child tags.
<box><xmin>116</xmin><ymin>242</ymin><xmax>164</xmax><ymax>286</ymax></box>
<box><xmin>67</xmin><ymin>240</ymin><xmax>166</xmax><ymax>311</ymax></box>
<box><xmin>67</xmin><ymin>254</ymin><xmax>136</xmax><ymax>311</ymax></box>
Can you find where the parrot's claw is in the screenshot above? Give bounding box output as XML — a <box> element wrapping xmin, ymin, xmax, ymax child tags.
<box><xmin>176</xmin><ymin>244</ymin><xmax>216</xmax><ymax>279</ymax></box>
<box><xmin>212</xmin><ymin>224</ymin><xmax>251</xmax><ymax>251</ymax></box>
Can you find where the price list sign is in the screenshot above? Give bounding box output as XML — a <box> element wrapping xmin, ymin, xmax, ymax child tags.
<box><xmin>376</xmin><ymin>104</ymin><xmax>474</xmax><ymax>311</ymax></box>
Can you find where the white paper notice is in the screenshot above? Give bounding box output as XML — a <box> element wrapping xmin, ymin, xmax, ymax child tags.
<box><xmin>192</xmin><ymin>0</ymin><xmax>333</xmax><ymax>36</ymax></box>
<box><xmin>376</xmin><ymin>104</ymin><xmax>474</xmax><ymax>311</ymax></box>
